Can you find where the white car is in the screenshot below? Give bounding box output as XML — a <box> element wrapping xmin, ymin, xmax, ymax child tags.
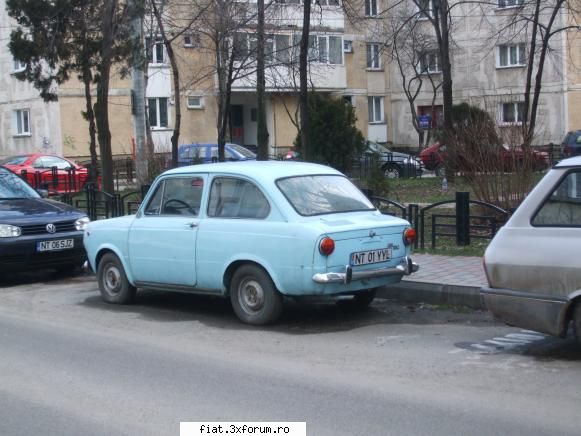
<box><xmin>481</xmin><ymin>156</ymin><xmax>581</xmax><ymax>342</ymax></box>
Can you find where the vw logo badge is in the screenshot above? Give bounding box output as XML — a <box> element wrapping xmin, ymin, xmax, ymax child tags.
<box><xmin>46</xmin><ymin>223</ymin><xmax>56</xmax><ymax>234</ymax></box>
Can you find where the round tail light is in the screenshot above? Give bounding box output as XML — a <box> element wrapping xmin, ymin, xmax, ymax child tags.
<box><xmin>403</xmin><ymin>228</ymin><xmax>416</xmax><ymax>246</ymax></box>
<box><xmin>319</xmin><ymin>237</ymin><xmax>335</xmax><ymax>256</ymax></box>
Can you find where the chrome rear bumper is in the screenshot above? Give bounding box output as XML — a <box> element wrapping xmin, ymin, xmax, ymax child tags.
<box><xmin>312</xmin><ymin>256</ymin><xmax>419</xmax><ymax>284</ymax></box>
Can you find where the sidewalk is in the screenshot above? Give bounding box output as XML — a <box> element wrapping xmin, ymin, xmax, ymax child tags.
<box><xmin>377</xmin><ymin>253</ymin><xmax>487</xmax><ymax>309</ymax></box>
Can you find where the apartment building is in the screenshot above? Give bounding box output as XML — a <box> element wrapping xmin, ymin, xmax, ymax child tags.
<box><xmin>0</xmin><ymin>0</ymin><xmax>578</xmax><ymax>159</ymax></box>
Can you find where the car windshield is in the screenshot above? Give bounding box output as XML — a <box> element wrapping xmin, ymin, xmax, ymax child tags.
<box><xmin>0</xmin><ymin>155</ymin><xmax>28</xmax><ymax>165</ymax></box>
<box><xmin>228</xmin><ymin>144</ymin><xmax>256</xmax><ymax>158</ymax></box>
<box><xmin>277</xmin><ymin>175</ymin><xmax>375</xmax><ymax>216</ymax></box>
<box><xmin>0</xmin><ymin>167</ymin><xmax>40</xmax><ymax>199</ymax></box>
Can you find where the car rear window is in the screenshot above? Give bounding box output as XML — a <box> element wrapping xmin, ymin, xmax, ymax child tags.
<box><xmin>277</xmin><ymin>175</ymin><xmax>374</xmax><ymax>216</ymax></box>
<box><xmin>0</xmin><ymin>155</ymin><xmax>28</xmax><ymax>165</ymax></box>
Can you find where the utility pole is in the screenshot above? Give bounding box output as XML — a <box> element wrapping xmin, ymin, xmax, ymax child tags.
<box><xmin>256</xmin><ymin>0</ymin><xmax>269</xmax><ymax>160</ymax></box>
<box><xmin>131</xmin><ymin>0</ymin><xmax>148</xmax><ymax>185</ymax></box>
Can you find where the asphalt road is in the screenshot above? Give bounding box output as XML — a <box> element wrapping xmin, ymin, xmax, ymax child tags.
<box><xmin>1</xmin><ymin>270</ymin><xmax>581</xmax><ymax>436</ymax></box>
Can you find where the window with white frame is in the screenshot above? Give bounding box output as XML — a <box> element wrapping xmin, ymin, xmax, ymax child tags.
<box><xmin>366</xmin><ymin>43</ymin><xmax>381</xmax><ymax>69</ymax></box>
<box><xmin>13</xmin><ymin>109</ymin><xmax>31</xmax><ymax>136</ymax></box>
<box><xmin>497</xmin><ymin>44</ymin><xmax>526</xmax><ymax>68</ymax></box>
<box><xmin>368</xmin><ymin>96</ymin><xmax>384</xmax><ymax>123</ymax></box>
<box><xmin>183</xmin><ymin>34</ymin><xmax>200</xmax><ymax>48</ymax></box>
<box><xmin>234</xmin><ymin>32</ymin><xmax>342</xmax><ymax>65</ymax></box>
<box><xmin>343</xmin><ymin>40</ymin><xmax>353</xmax><ymax>53</ymax></box>
<box><xmin>145</xmin><ymin>36</ymin><xmax>165</xmax><ymax>64</ymax></box>
<box><xmin>417</xmin><ymin>0</ymin><xmax>433</xmax><ymax>18</ymax></box>
<box><xmin>365</xmin><ymin>0</ymin><xmax>378</xmax><ymax>16</ymax></box>
<box><xmin>13</xmin><ymin>59</ymin><xmax>26</xmax><ymax>72</ymax></box>
<box><xmin>187</xmin><ymin>96</ymin><xmax>203</xmax><ymax>109</ymax></box>
<box><xmin>148</xmin><ymin>97</ymin><xmax>169</xmax><ymax>128</ymax></box>
<box><xmin>418</xmin><ymin>51</ymin><xmax>441</xmax><ymax>74</ymax></box>
<box><xmin>500</xmin><ymin>102</ymin><xmax>525</xmax><ymax>124</ymax></box>
<box><xmin>498</xmin><ymin>0</ymin><xmax>523</xmax><ymax>8</ymax></box>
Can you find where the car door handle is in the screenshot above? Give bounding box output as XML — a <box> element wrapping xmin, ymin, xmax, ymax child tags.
<box><xmin>185</xmin><ymin>222</ymin><xmax>198</xmax><ymax>228</ymax></box>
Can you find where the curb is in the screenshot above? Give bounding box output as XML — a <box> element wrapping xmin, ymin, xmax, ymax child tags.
<box><xmin>377</xmin><ymin>280</ymin><xmax>483</xmax><ymax>309</ymax></box>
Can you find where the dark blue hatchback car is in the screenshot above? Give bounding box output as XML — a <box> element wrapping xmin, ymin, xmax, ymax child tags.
<box><xmin>0</xmin><ymin>166</ymin><xmax>89</xmax><ymax>273</ymax></box>
<box><xmin>178</xmin><ymin>143</ymin><xmax>256</xmax><ymax>166</ymax></box>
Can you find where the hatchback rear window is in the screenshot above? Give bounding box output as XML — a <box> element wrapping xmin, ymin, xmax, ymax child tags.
<box><xmin>0</xmin><ymin>155</ymin><xmax>28</xmax><ymax>165</ymax></box>
<box><xmin>277</xmin><ymin>175</ymin><xmax>374</xmax><ymax>216</ymax></box>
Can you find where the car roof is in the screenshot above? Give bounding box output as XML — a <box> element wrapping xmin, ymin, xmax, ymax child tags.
<box><xmin>162</xmin><ymin>161</ymin><xmax>342</xmax><ymax>183</ymax></box>
<box><xmin>554</xmin><ymin>156</ymin><xmax>581</xmax><ymax>167</ymax></box>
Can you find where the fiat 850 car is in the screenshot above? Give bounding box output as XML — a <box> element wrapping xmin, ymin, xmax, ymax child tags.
<box><xmin>482</xmin><ymin>156</ymin><xmax>581</xmax><ymax>343</ymax></box>
<box><xmin>84</xmin><ymin>161</ymin><xmax>419</xmax><ymax>325</ymax></box>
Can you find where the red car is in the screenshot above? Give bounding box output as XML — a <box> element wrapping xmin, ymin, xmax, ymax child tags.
<box><xmin>419</xmin><ymin>142</ymin><xmax>549</xmax><ymax>176</ymax></box>
<box><xmin>0</xmin><ymin>154</ymin><xmax>91</xmax><ymax>194</ymax></box>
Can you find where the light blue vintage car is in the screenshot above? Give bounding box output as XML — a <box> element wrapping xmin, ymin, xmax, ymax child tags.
<box><xmin>84</xmin><ymin>161</ymin><xmax>419</xmax><ymax>324</ymax></box>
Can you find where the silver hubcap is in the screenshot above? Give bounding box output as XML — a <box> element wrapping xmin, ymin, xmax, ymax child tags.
<box><xmin>385</xmin><ymin>168</ymin><xmax>399</xmax><ymax>179</ymax></box>
<box><xmin>104</xmin><ymin>264</ymin><xmax>121</xmax><ymax>294</ymax></box>
<box><xmin>239</xmin><ymin>278</ymin><xmax>265</xmax><ymax>314</ymax></box>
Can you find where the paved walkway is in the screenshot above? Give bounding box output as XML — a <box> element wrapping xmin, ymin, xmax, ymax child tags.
<box><xmin>379</xmin><ymin>253</ymin><xmax>488</xmax><ymax>308</ymax></box>
<box><xmin>403</xmin><ymin>253</ymin><xmax>488</xmax><ymax>288</ymax></box>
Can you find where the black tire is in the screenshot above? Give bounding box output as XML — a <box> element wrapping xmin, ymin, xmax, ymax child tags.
<box><xmin>97</xmin><ymin>253</ymin><xmax>136</xmax><ymax>304</ymax></box>
<box><xmin>340</xmin><ymin>289</ymin><xmax>377</xmax><ymax>309</ymax></box>
<box><xmin>573</xmin><ymin>302</ymin><xmax>581</xmax><ymax>346</ymax></box>
<box><xmin>230</xmin><ymin>264</ymin><xmax>283</xmax><ymax>325</ymax></box>
<box><xmin>383</xmin><ymin>163</ymin><xmax>401</xmax><ymax>179</ymax></box>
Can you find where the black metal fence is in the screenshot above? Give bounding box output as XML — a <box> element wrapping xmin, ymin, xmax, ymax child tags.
<box><xmin>19</xmin><ymin>167</ymin><xmax>87</xmax><ymax>194</ymax></box>
<box><xmin>372</xmin><ymin>191</ymin><xmax>510</xmax><ymax>250</ymax></box>
<box><xmin>54</xmin><ymin>184</ymin><xmax>151</xmax><ymax>221</ymax></box>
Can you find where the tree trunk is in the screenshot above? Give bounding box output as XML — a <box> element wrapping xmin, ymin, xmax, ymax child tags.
<box><xmin>299</xmin><ymin>0</ymin><xmax>312</xmax><ymax>160</ymax></box>
<box><xmin>95</xmin><ymin>0</ymin><xmax>117</xmax><ymax>194</ymax></box>
<box><xmin>256</xmin><ymin>0</ymin><xmax>269</xmax><ymax>161</ymax></box>
<box><xmin>152</xmin><ymin>1</ymin><xmax>181</xmax><ymax>168</ymax></box>
<box><xmin>82</xmin><ymin>67</ymin><xmax>98</xmax><ymax>185</ymax></box>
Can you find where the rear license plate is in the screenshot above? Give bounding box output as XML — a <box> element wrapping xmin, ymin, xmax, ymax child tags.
<box><xmin>37</xmin><ymin>239</ymin><xmax>74</xmax><ymax>252</ymax></box>
<box><xmin>351</xmin><ymin>248</ymin><xmax>391</xmax><ymax>266</ymax></box>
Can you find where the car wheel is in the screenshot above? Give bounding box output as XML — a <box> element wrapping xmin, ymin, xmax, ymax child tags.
<box><xmin>97</xmin><ymin>253</ymin><xmax>136</xmax><ymax>304</ymax></box>
<box><xmin>435</xmin><ymin>164</ymin><xmax>446</xmax><ymax>177</ymax></box>
<box><xmin>383</xmin><ymin>164</ymin><xmax>401</xmax><ymax>179</ymax></box>
<box><xmin>230</xmin><ymin>264</ymin><xmax>283</xmax><ymax>325</ymax></box>
<box><xmin>340</xmin><ymin>289</ymin><xmax>377</xmax><ymax>309</ymax></box>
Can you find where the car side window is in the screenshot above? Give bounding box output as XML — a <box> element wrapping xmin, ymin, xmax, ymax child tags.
<box><xmin>143</xmin><ymin>177</ymin><xmax>204</xmax><ymax>216</ymax></box>
<box><xmin>160</xmin><ymin>177</ymin><xmax>203</xmax><ymax>216</ymax></box>
<box><xmin>144</xmin><ymin>182</ymin><xmax>164</xmax><ymax>215</ymax></box>
<box><xmin>42</xmin><ymin>156</ymin><xmax>71</xmax><ymax>170</ymax></box>
<box><xmin>533</xmin><ymin>171</ymin><xmax>581</xmax><ymax>227</ymax></box>
<box><xmin>207</xmin><ymin>177</ymin><xmax>270</xmax><ymax>219</ymax></box>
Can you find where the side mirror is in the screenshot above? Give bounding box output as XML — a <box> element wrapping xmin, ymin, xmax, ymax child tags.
<box><xmin>37</xmin><ymin>189</ymin><xmax>49</xmax><ymax>198</ymax></box>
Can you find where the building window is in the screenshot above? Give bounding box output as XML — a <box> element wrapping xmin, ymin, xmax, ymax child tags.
<box><xmin>500</xmin><ymin>102</ymin><xmax>525</xmax><ymax>124</ymax></box>
<box><xmin>343</xmin><ymin>40</ymin><xmax>353</xmax><ymax>53</ymax></box>
<box><xmin>498</xmin><ymin>0</ymin><xmax>523</xmax><ymax>8</ymax></box>
<box><xmin>368</xmin><ymin>96</ymin><xmax>384</xmax><ymax>123</ymax></box>
<box><xmin>187</xmin><ymin>96</ymin><xmax>203</xmax><ymax>109</ymax></box>
<box><xmin>417</xmin><ymin>105</ymin><xmax>443</xmax><ymax>129</ymax></box>
<box><xmin>418</xmin><ymin>51</ymin><xmax>441</xmax><ymax>74</ymax></box>
<box><xmin>365</xmin><ymin>0</ymin><xmax>378</xmax><ymax>16</ymax></box>
<box><xmin>14</xmin><ymin>109</ymin><xmax>31</xmax><ymax>136</ymax></box>
<box><xmin>497</xmin><ymin>44</ymin><xmax>526</xmax><ymax>68</ymax></box>
<box><xmin>145</xmin><ymin>36</ymin><xmax>165</xmax><ymax>64</ymax></box>
<box><xmin>148</xmin><ymin>97</ymin><xmax>169</xmax><ymax>128</ymax></box>
<box><xmin>366</xmin><ymin>43</ymin><xmax>381</xmax><ymax>69</ymax></box>
<box><xmin>183</xmin><ymin>33</ymin><xmax>200</xmax><ymax>48</ymax></box>
<box><xmin>343</xmin><ymin>95</ymin><xmax>354</xmax><ymax>106</ymax></box>
<box><xmin>417</xmin><ymin>0</ymin><xmax>433</xmax><ymax>18</ymax></box>
<box><xmin>13</xmin><ymin>59</ymin><xmax>26</xmax><ymax>73</ymax></box>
